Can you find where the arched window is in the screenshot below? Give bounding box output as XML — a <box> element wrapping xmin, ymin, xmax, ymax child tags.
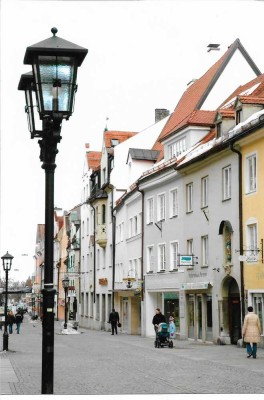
<box><xmin>219</xmin><ymin>220</ymin><xmax>233</xmax><ymax>264</ymax></box>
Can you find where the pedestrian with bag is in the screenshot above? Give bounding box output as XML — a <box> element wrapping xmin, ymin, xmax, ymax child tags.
<box><xmin>108</xmin><ymin>308</ymin><xmax>120</xmax><ymax>335</ymax></box>
<box><xmin>242</xmin><ymin>306</ymin><xmax>262</xmax><ymax>359</ymax></box>
<box><xmin>15</xmin><ymin>309</ymin><xmax>23</xmax><ymax>334</ymax></box>
<box><xmin>7</xmin><ymin>310</ymin><xmax>16</xmax><ymax>334</ymax></box>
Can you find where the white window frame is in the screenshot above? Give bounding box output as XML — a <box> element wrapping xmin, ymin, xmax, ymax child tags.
<box><xmin>246</xmin><ymin>153</ymin><xmax>257</xmax><ymax>194</ymax></box>
<box><xmin>201</xmin><ymin>235</ymin><xmax>209</xmax><ymax>266</ymax></box>
<box><xmin>201</xmin><ymin>176</ymin><xmax>208</xmax><ymax>208</ymax></box>
<box><xmin>146</xmin><ymin>197</ymin><xmax>154</xmax><ymax>224</ymax></box>
<box><xmin>170</xmin><ymin>187</ymin><xmax>179</xmax><ymax>218</ymax></box>
<box><xmin>128</xmin><ymin>217</ymin><xmax>133</xmax><ymax>238</ymax></box>
<box><xmin>158</xmin><ymin>243</ymin><xmax>166</xmax><ymax>271</ymax></box>
<box><xmin>246</xmin><ymin>221</ymin><xmax>258</xmax><ymax>262</ymax></box>
<box><xmin>168</xmin><ymin>137</ymin><xmax>187</xmax><ymax>158</ymax></box>
<box><xmin>222</xmin><ymin>166</ymin><xmax>231</xmax><ymax>200</ymax></box>
<box><xmin>187</xmin><ymin>239</ymin><xmax>193</xmax><ymax>255</ymax></box>
<box><xmin>170</xmin><ymin>241</ymin><xmax>179</xmax><ymax>270</ymax></box>
<box><xmin>157</xmin><ymin>193</ymin><xmax>166</xmax><ymax>221</ymax></box>
<box><xmin>146</xmin><ymin>245</ymin><xmax>154</xmax><ymax>272</ymax></box>
<box><xmin>186</xmin><ymin>183</ymin><xmax>193</xmax><ymax>213</ymax></box>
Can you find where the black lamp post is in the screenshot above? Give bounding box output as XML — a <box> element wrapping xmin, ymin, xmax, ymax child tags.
<box><xmin>18</xmin><ymin>28</ymin><xmax>87</xmax><ymax>394</ymax></box>
<box><xmin>1</xmin><ymin>251</ymin><xmax>14</xmax><ymax>351</ymax></box>
<box><xmin>62</xmin><ymin>276</ymin><xmax>70</xmax><ymax>329</ymax></box>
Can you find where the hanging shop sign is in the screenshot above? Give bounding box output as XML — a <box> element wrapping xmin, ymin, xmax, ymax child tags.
<box><xmin>178</xmin><ymin>255</ymin><xmax>194</xmax><ymax>267</ymax></box>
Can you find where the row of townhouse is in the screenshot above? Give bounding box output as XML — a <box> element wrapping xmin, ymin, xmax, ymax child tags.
<box><xmin>32</xmin><ymin>38</ymin><xmax>264</xmax><ymax>345</ymax></box>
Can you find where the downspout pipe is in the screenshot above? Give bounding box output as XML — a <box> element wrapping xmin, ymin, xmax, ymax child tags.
<box><xmin>136</xmin><ymin>186</ymin><xmax>144</xmax><ymax>302</ymax></box>
<box><xmin>90</xmin><ymin>203</ymin><xmax>96</xmax><ymax>303</ymax></box>
<box><xmin>112</xmin><ymin>203</ymin><xmax>116</xmax><ymax>310</ymax></box>
<box><xmin>230</xmin><ymin>142</ymin><xmax>245</xmax><ymax>322</ymax></box>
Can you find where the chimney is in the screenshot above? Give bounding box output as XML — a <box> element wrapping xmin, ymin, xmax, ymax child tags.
<box><xmin>155</xmin><ymin>108</ymin><xmax>169</xmax><ymax>123</ymax></box>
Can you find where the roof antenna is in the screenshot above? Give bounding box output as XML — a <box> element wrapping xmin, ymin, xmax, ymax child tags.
<box><xmin>207</xmin><ymin>43</ymin><xmax>220</xmax><ymax>52</ymax></box>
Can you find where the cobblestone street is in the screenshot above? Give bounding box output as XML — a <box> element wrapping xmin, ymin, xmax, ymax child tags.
<box><xmin>1</xmin><ymin>315</ymin><xmax>264</xmax><ymax>397</ymax></box>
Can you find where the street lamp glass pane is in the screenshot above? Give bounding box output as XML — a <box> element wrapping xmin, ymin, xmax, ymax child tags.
<box><xmin>37</xmin><ymin>55</ymin><xmax>76</xmax><ymax>113</ymax></box>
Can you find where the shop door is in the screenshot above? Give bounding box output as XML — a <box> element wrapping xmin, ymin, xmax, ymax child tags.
<box><xmin>122</xmin><ymin>298</ymin><xmax>129</xmax><ymax>333</ymax></box>
<box><xmin>187</xmin><ymin>295</ymin><xmax>195</xmax><ymax>339</ymax></box>
<box><xmin>197</xmin><ymin>296</ymin><xmax>203</xmax><ymax>340</ymax></box>
<box><xmin>229</xmin><ymin>297</ymin><xmax>241</xmax><ymax>344</ymax></box>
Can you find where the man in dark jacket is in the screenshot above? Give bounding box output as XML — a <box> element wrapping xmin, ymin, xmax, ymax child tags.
<box><xmin>108</xmin><ymin>308</ymin><xmax>120</xmax><ymax>335</ymax></box>
<box><xmin>152</xmin><ymin>308</ymin><xmax>166</xmax><ymax>332</ymax></box>
<box><xmin>15</xmin><ymin>309</ymin><xmax>23</xmax><ymax>334</ymax></box>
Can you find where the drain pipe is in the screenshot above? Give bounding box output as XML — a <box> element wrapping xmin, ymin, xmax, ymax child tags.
<box><xmin>136</xmin><ymin>186</ymin><xmax>144</xmax><ymax>301</ymax></box>
<box><xmin>112</xmin><ymin>200</ymin><xmax>116</xmax><ymax>310</ymax></box>
<box><xmin>90</xmin><ymin>203</ymin><xmax>96</xmax><ymax>304</ymax></box>
<box><xmin>230</xmin><ymin>142</ymin><xmax>245</xmax><ymax>322</ymax></box>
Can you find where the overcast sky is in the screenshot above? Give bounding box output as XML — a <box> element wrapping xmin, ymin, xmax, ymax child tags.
<box><xmin>1</xmin><ymin>0</ymin><xmax>264</xmax><ymax>282</ymax></box>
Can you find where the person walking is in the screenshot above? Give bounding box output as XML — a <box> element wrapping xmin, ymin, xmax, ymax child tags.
<box><xmin>152</xmin><ymin>308</ymin><xmax>166</xmax><ymax>333</ymax></box>
<box><xmin>169</xmin><ymin>316</ymin><xmax>176</xmax><ymax>339</ymax></box>
<box><xmin>108</xmin><ymin>308</ymin><xmax>120</xmax><ymax>335</ymax></box>
<box><xmin>7</xmin><ymin>310</ymin><xmax>15</xmax><ymax>334</ymax></box>
<box><xmin>242</xmin><ymin>306</ymin><xmax>262</xmax><ymax>359</ymax></box>
<box><xmin>15</xmin><ymin>309</ymin><xmax>23</xmax><ymax>334</ymax></box>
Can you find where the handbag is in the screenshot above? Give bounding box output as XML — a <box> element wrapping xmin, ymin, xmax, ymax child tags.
<box><xmin>117</xmin><ymin>322</ymin><xmax>122</xmax><ymax>327</ymax></box>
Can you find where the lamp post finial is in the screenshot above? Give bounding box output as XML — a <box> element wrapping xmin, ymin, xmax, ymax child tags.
<box><xmin>51</xmin><ymin>27</ymin><xmax>58</xmax><ymax>36</ymax></box>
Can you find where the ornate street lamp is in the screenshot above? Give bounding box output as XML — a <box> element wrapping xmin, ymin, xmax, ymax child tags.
<box><xmin>62</xmin><ymin>276</ymin><xmax>70</xmax><ymax>330</ymax></box>
<box><xmin>1</xmin><ymin>251</ymin><xmax>14</xmax><ymax>351</ymax></box>
<box><xmin>18</xmin><ymin>28</ymin><xmax>87</xmax><ymax>394</ymax></box>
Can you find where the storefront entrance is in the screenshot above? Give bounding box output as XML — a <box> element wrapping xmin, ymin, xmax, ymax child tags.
<box><xmin>164</xmin><ymin>292</ymin><xmax>179</xmax><ymax>331</ymax></box>
<box><xmin>186</xmin><ymin>293</ymin><xmax>212</xmax><ymax>342</ymax></box>
<box><xmin>220</xmin><ymin>276</ymin><xmax>241</xmax><ymax>345</ymax></box>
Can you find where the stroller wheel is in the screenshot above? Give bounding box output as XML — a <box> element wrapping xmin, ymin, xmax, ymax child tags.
<box><xmin>169</xmin><ymin>341</ymin><xmax>173</xmax><ymax>348</ymax></box>
<box><xmin>154</xmin><ymin>340</ymin><xmax>157</xmax><ymax>348</ymax></box>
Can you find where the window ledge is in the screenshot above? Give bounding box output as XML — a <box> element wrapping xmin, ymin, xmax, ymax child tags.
<box><xmin>169</xmin><ymin>269</ymin><xmax>178</xmax><ymax>272</ymax></box>
<box><xmin>169</xmin><ymin>215</ymin><xmax>178</xmax><ymax>219</ymax></box>
<box><xmin>201</xmin><ymin>265</ymin><xmax>208</xmax><ymax>269</ymax></box>
<box><xmin>157</xmin><ymin>270</ymin><xmax>166</xmax><ymax>273</ymax></box>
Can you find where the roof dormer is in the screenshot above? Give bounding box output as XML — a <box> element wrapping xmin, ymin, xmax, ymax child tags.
<box><xmin>234</xmin><ymin>96</ymin><xmax>264</xmax><ymax>125</ymax></box>
<box><xmin>215</xmin><ymin>110</ymin><xmax>235</xmax><ymax>139</ymax></box>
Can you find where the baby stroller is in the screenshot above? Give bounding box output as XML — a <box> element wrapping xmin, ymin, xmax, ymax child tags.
<box><xmin>154</xmin><ymin>322</ymin><xmax>173</xmax><ymax>348</ymax></box>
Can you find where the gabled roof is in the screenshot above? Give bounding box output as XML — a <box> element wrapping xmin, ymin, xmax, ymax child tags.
<box><xmin>104</xmin><ymin>130</ymin><xmax>137</xmax><ymax>148</ymax></box>
<box><xmin>219</xmin><ymin>74</ymin><xmax>264</xmax><ymax>109</ymax></box>
<box><xmin>127</xmin><ymin>148</ymin><xmax>160</xmax><ymax>163</ymax></box>
<box><xmin>86</xmin><ymin>151</ymin><xmax>101</xmax><ymax>171</ymax></box>
<box><xmin>154</xmin><ymin>38</ymin><xmax>261</xmax><ymax>147</ymax></box>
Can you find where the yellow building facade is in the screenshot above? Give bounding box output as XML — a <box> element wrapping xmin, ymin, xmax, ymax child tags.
<box><xmin>239</xmin><ymin>125</ymin><xmax>264</xmax><ymax>337</ymax></box>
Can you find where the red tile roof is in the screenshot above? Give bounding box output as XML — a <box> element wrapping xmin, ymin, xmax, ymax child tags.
<box><xmin>87</xmin><ymin>151</ymin><xmax>102</xmax><ymax>171</ymax></box>
<box><xmin>217</xmin><ymin>109</ymin><xmax>235</xmax><ymax>119</ymax></box>
<box><xmin>153</xmin><ymin>39</ymin><xmax>261</xmax><ymax>149</ymax></box>
<box><xmin>104</xmin><ymin>130</ymin><xmax>137</xmax><ymax>148</ymax></box>
<box><xmin>219</xmin><ymin>74</ymin><xmax>264</xmax><ymax>109</ymax></box>
<box><xmin>237</xmin><ymin>95</ymin><xmax>264</xmax><ymax>105</ymax></box>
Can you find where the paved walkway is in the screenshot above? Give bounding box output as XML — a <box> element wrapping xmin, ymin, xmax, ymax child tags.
<box><xmin>1</xmin><ymin>315</ymin><xmax>264</xmax><ymax>397</ymax></box>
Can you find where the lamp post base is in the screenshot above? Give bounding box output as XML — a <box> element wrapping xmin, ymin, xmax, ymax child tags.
<box><xmin>3</xmin><ymin>331</ymin><xmax>9</xmax><ymax>351</ymax></box>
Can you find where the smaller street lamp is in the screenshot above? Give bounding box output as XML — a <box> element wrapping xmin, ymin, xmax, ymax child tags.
<box><xmin>1</xmin><ymin>251</ymin><xmax>14</xmax><ymax>351</ymax></box>
<box><xmin>62</xmin><ymin>276</ymin><xmax>69</xmax><ymax>329</ymax></box>
<box><xmin>31</xmin><ymin>293</ymin><xmax>36</xmax><ymax>319</ymax></box>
